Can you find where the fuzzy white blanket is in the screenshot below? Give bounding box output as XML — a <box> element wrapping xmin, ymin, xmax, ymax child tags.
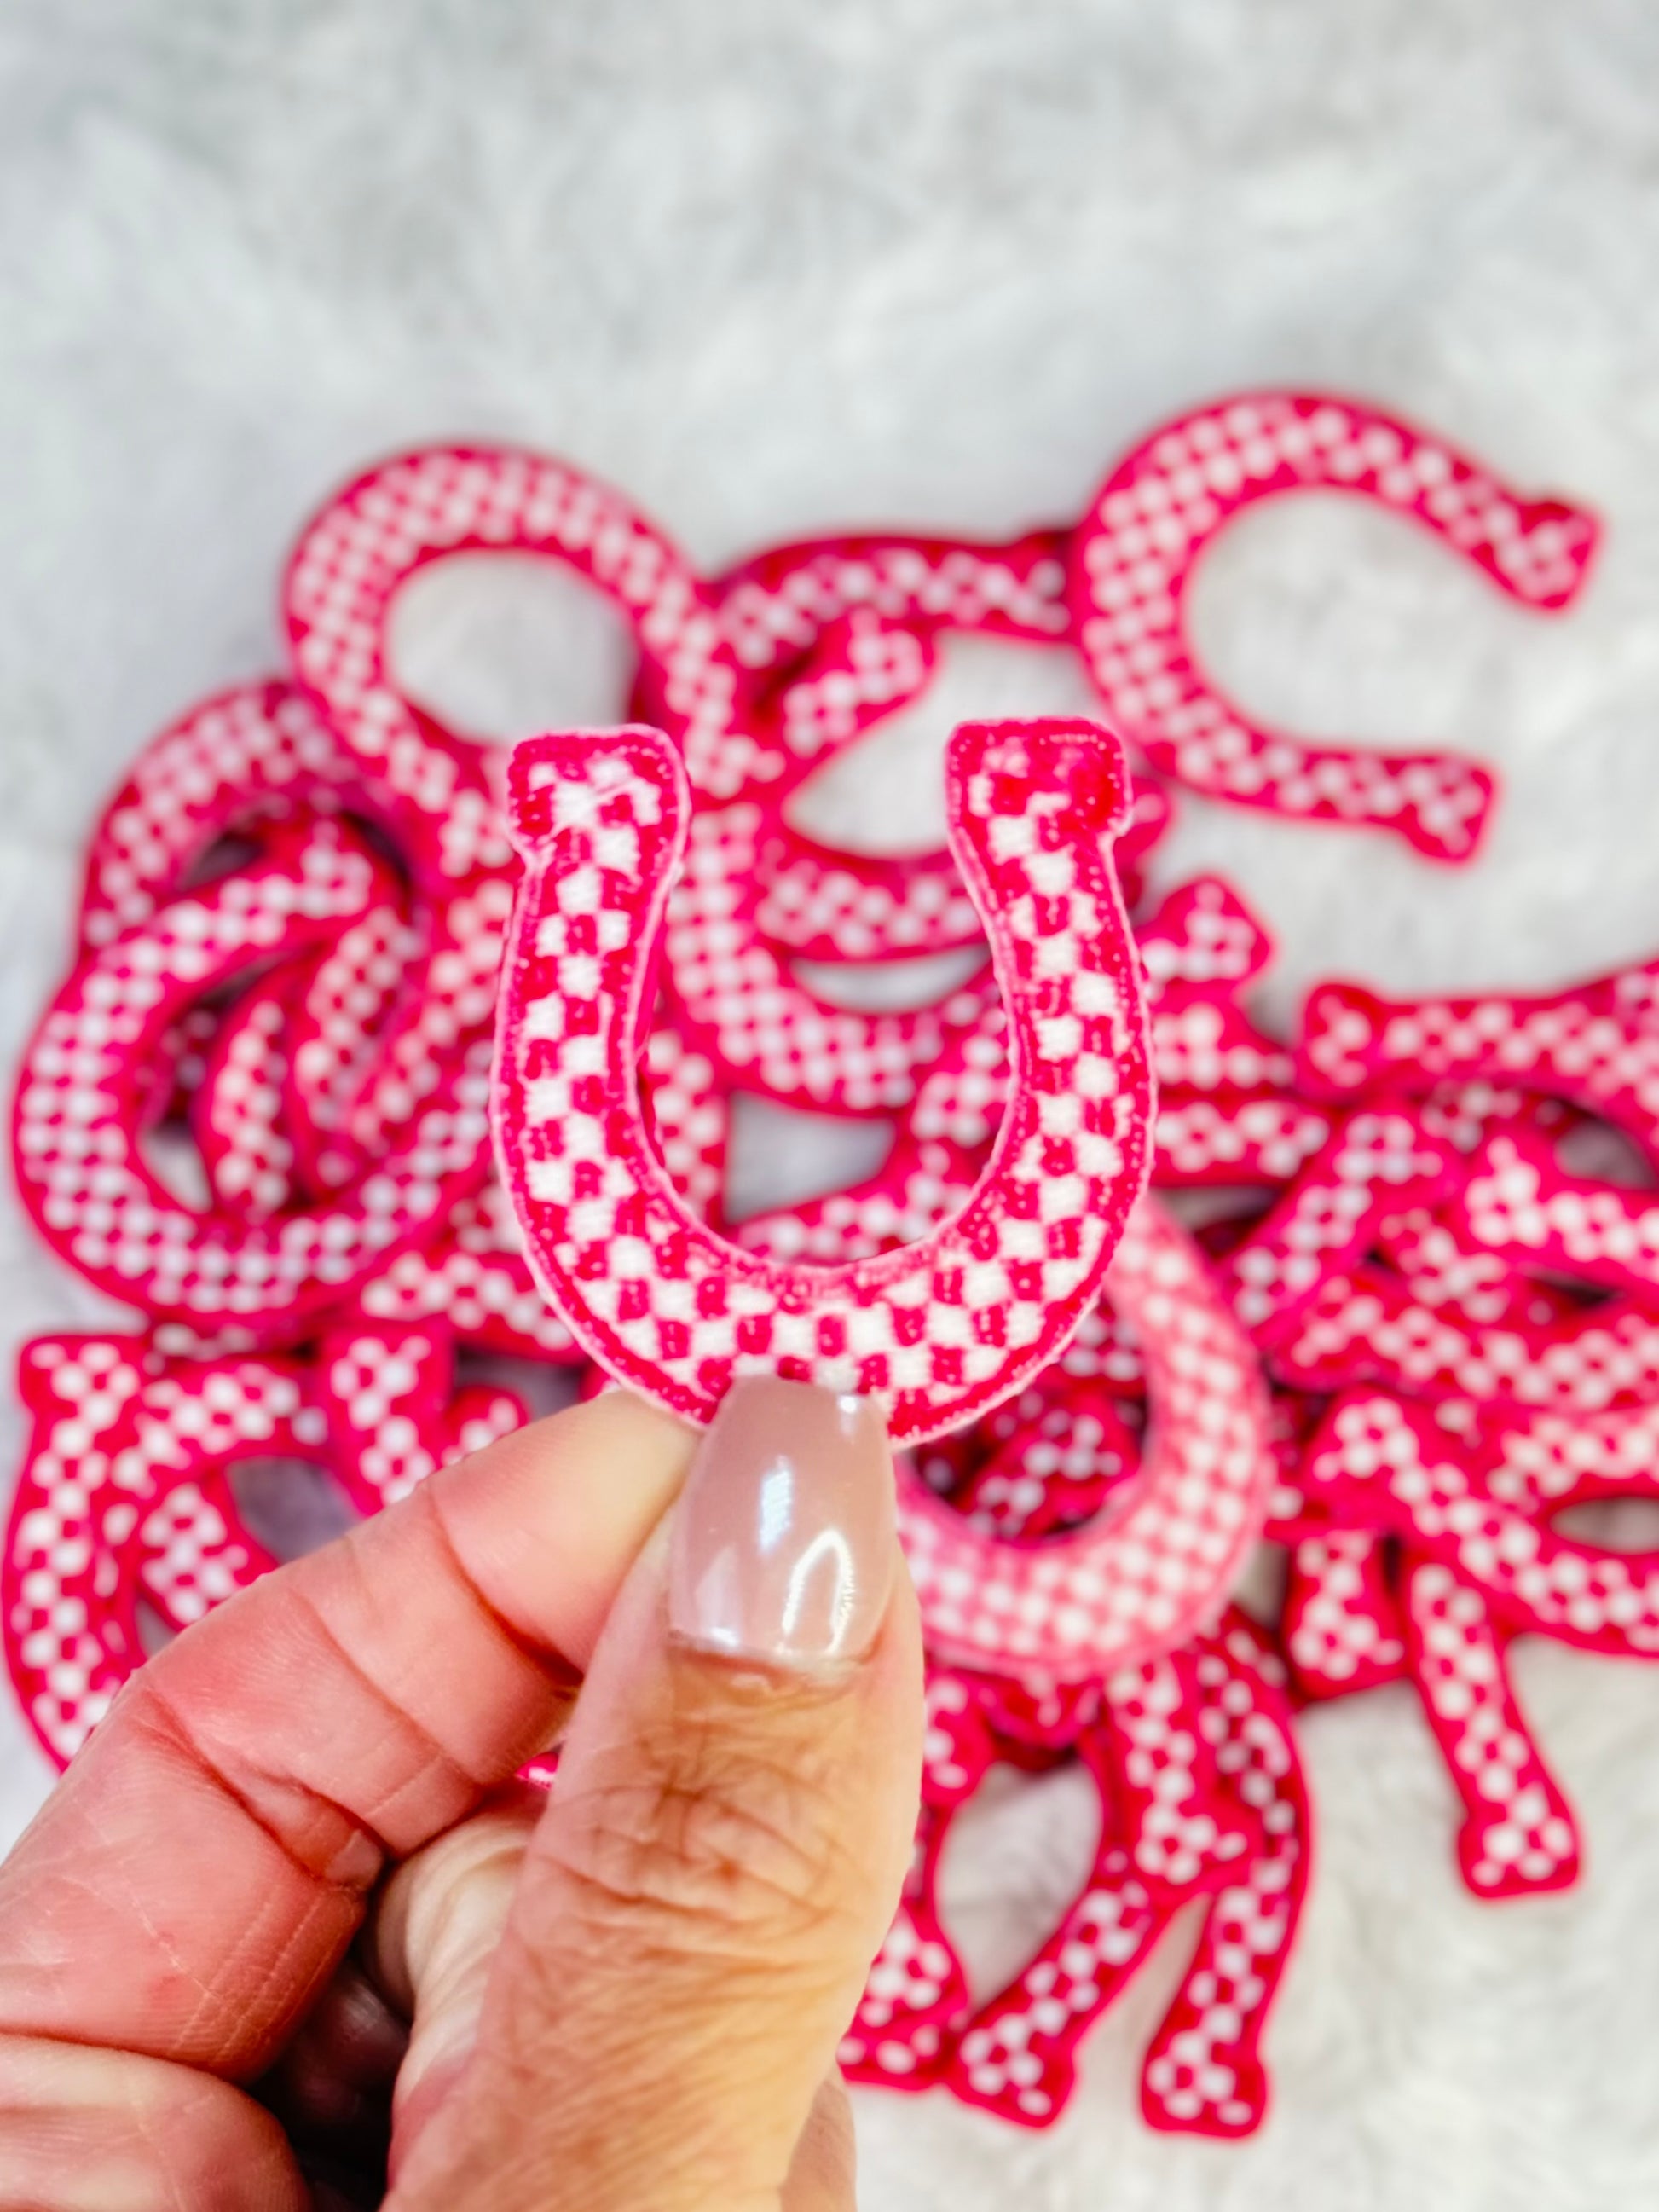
<box><xmin>4</xmin><ymin>3</ymin><xmax>1659</xmax><ymax>2200</ymax></box>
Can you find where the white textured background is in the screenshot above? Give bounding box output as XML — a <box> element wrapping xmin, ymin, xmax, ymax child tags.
<box><xmin>6</xmin><ymin>3</ymin><xmax>1659</xmax><ymax>2203</ymax></box>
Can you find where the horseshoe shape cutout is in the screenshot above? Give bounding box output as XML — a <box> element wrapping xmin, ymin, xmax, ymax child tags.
<box><xmin>897</xmin><ymin>1199</ymin><xmax>1274</xmax><ymax>1673</ymax></box>
<box><xmin>846</xmin><ymin>1616</ymin><xmax>1308</xmax><ymax>2135</ymax></box>
<box><xmin>285</xmin><ymin>445</ymin><xmax>749</xmax><ymax>856</ymax></box>
<box><xmin>13</xmin><ymin>825</ymin><xmax>493</xmax><ymax>1340</ymax></box>
<box><xmin>493</xmin><ymin>716</ymin><xmax>1153</xmax><ymax>1445</ymax></box>
<box><xmin>1070</xmin><ymin>392</ymin><xmax>1598</xmax><ymax>860</ymax></box>
<box><xmin>714</xmin><ymin>527</ymin><xmax>1072</xmax><ymax>686</ymax></box>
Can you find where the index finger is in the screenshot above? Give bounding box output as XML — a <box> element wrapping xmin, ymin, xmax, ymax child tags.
<box><xmin>0</xmin><ymin>1390</ymin><xmax>692</xmax><ymax>2079</ymax></box>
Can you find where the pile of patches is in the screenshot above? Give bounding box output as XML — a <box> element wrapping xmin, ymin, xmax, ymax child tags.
<box><xmin>12</xmin><ymin>390</ymin><xmax>1641</xmax><ymax>2140</ymax></box>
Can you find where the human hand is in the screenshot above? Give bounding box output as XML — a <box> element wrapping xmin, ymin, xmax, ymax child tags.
<box><xmin>0</xmin><ymin>1377</ymin><xmax>922</xmax><ymax>2209</ymax></box>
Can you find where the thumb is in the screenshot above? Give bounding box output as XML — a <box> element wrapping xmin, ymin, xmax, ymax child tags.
<box><xmin>387</xmin><ymin>1378</ymin><xmax>923</xmax><ymax>2212</ymax></box>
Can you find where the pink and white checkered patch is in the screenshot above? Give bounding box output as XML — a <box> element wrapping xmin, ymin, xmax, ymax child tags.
<box><xmin>1264</xmin><ymin>1265</ymin><xmax>1659</xmax><ymax>1411</ymax></box>
<box><xmin>1222</xmin><ymin>1107</ymin><xmax>1460</xmax><ymax>1335</ymax></box>
<box><xmin>3</xmin><ymin>1323</ymin><xmax>523</xmax><ymax>1769</ymax></box>
<box><xmin>753</xmin><ymin>774</ymin><xmax>1172</xmax><ymax>966</ymax></box>
<box><xmin>494</xmin><ymin>716</ymin><xmax>1153</xmax><ymax>1445</ymax></box>
<box><xmin>14</xmin><ymin>824</ymin><xmax>493</xmax><ymax>1339</ymax></box>
<box><xmin>78</xmin><ymin>680</ymin><xmax>361</xmax><ymax>952</ymax></box>
<box><xmin>898</xmin><ymin>1196</ymin><xmax>1273</xmax><ymax>1676</ymax></box>
<box><xmin>845</xmin><ymin>1613</ymin><xmax>1308</xmax><ymax>2136</ymax></box>
<box><xmin>714</xmin><ymin>527</ymin><xmax>1072</xmax><ymax>682</ymax></box>
<box><xmin>1451</xmin><ymin>1123</ymin><xmax>1659</xmax><ymax>1299</ymax></box>
<box><xmin>1303</xmin><ymin>1390</ymin><xmax>1659</xmax><ymax>1658</ymax></box>
<box><xmin>1071</xmin><ymin>392</ymin><xmax>1597</xmax><ymax>858</ymax></box>
<box><xmin>1299</xmin><ymin>973</ymin><xmax>1659</xmax><ymax>1162</ymax></box>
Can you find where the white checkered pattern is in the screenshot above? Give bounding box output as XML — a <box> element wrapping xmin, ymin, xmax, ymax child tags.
<box><xmin>845</xmin><ymin>1614</ymin><xmax>1308</xmax><ymax>2137</ymax></box>
<box><xmin>1300</xmin><ymin>975</ymin><xmax>1659</xmax><ymax>1157</ymax></box>
<box><xmin>1280</xmin><ymin>1531</ymin><xmax>1407</xmax><ymax>1697</ymax></box>
<box><xmin>1267</xmin><ymin>1265</ymin><xmax>1659</xmax><ymax>1410</ymax></box>
<box><xmin>1153</xmin><ymin>1091</ymin><xmax>1333</xmax><ymax>1186</ymax></box>
<box><xmin>1401</xmin><ymin>1555</ymin><xmax>1580</xmax><ymax>1899</ymax></box>
<box><xmin>1153</xmin><ymin>995</ymin><xmax>1296</xmax><ymax>1095</ymax></box>
<box><xmin>1137</xmin><ymin>874</ymin><xmax>1273</xmax><ymax>993</ymax></box>
<box><xmin>1139</xmin><ymin>1618</ymin><xmax>1308</xmax><ymax>2137</ymax></box>
<box><xmin>714</xmin><ymin>527</ymin><xmax>1072</xmax><ymax>678</ymax></box>
<box><xmin>286</xmin><ymin>444</ymin><xmax>748</xmax><ymax>831</ymax></box>
<box><xmin>663</xmin><ymin>796</ymin><xmax>1000</xmax><ymax>1112</ymax></box>
<box><xmin>755</xmin><ymin>830</ymin><xmax>985</xmax><ymax>963</ymax></box>
<box><xmin>754</xmin><ymin>774</ymin><xmax>1171</xmax><ymax>966</ymax></box>
<box><xmin>955</xmin><ymin>1381</ymin><xmax>1142</xmax><ymax>1540</ymax></box>
<box><xmin>899</xmin><ymin>1198</ymin><xmax>1274</xmax><ymax>1676</ymax></box>
<box><xmin>360</xmin><ymin>1178</ymin><xmax>582</xmax><ymax>1361</ymax></box>
<box><xmin>318</xmin><ymin>1319</ymin><xmax>524</xmax><ymax>1511</ymax></box>
<box><xmin>1071</xmin><ymin>392</ymin><xmax>1596</xmax><ymax>858</ymax></box>
<box><xmin>78</xmin><ymin>680</ymin><xmax>358</xmax><ymax>951</ymax></box>
<box><xmin>282</xmin><ymin>446</ymin><xmax>760</xmax><ymax>1184</ymax></box>
<box><xmin>1303</xmin><ymin>1392</ymin><xmax>1659</xmax><ymax>1656</ymax></box>
<box><xmin>3</xmin><ymin>1324</ymin><xmax>524</xmax><ymax>1767</ymax></box>
<box><xmin>495</xmin><ymin>719</ymin><xmax>1153</xmax><ymax>1449</ymax></box>
<box><xmin>288</xmin><ymin>897</ymin><xmax>425</xmax><ymax>1189</ymax></box>
<box><xmin>1375</xmin><ymin>1199</ymin><xmax>1569</xmax><ymax>1328</ymax></box>
<box><xmin>3</xmin><ymin>1335</ymin><xmax>314</xmax><ymax>1763</ymax></box>
<box><xmin>14</xmin><ymin>825</ymin><xmax>493</xmax><ymax>1336</ymax></box>
<box><xmin>1454</xmin><ymin>1125</ymin><xmax>1659</xmax><ymax>1297</ymax></box>
<box><xmin>194</xmin><ymin>982</ymin><xmax>298</xmax><ymax>1220</ymax></box>
<box><xmin>1223</xmin><ymin>1109</ymin><xmax>1459</xmax><ymax>1334</ymax></box>
<box><xmin>735</xmin><ymin>1137</ymin><xmax>986</xmax><ymax>1267</ymax></box>
<box><xmin>138</xmin><ymin>1479</ymin><xmax>275</xmax><ymax>1631</ymax></box>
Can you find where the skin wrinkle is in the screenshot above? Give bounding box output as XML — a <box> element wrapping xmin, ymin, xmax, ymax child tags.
<box><xmin>10</xmin><ymin>1811</ymin><xmax>199</xmax><ymax>1997</ymax></box>
<box><xmin>178</xmin><ymin>1879</ymin><xmax>340</xmax><ymax>2081</ymax></box>
<box><xmin>275</xmin><ymin>1576</ymin><xmax>489</xmax><ymax>1835</ymax></box>
<box><xmin>129</xmin><ymin>1677</ymin><xmax>393</xmax><ymax>1892</ymax></box>
<box><xmin>445</xmin><ymin>2006</ymin><xmax>800</xmax><ymax>2212</ymax></box>
<box><xmin>416</xmin><ymin>1478</ymin><xmax>589</xmax><ymax>1694</ymax></box>
<box><xmin>537</xmin><ymin>1701</ymin><xmax>866</xmax><ymax>1965</ymax></box>
<box><xmin>0</xmin><ymin>2036</ymin><xmax>303</xmax><ymax>2211</ymax></box>
<box><xmin>54</xmin><ymin>1707</ymin><xmax>358</xmax><ymax>2074</ymax></box>
<box><xmin>0</xmin><ymin>1391</ymin><xmax>905</xmax><ymax>2209</ymax></box>
<box><xmin>124</xmin><ymin>2069</ymin><xmax>204</xmax><ymax>2212</ymax></box>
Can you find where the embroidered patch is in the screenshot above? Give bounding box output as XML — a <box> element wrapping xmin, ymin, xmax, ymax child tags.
<box><xmin>493</xmin><ymin>718</ymin><xmax>1153</xmax><ymax>1446</ymax></box>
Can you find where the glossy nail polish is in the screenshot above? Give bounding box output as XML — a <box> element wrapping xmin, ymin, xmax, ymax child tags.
<box><xmin>668</xmin><ymin>1377</ymin><xmax>894</xmax><ymax>1669</ymax></box>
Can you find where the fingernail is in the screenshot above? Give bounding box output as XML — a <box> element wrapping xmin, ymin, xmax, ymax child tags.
<box><xmin>669</xmin><ymin>1377</ymin><xmax>895</xmax><ymax>1670</ymax></box>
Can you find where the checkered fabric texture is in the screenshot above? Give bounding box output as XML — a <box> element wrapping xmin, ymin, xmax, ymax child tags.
<box><xmin>1070</xmin><ymin>392</ymin><xmax>1597</xmax><ymax>859</ymax></box>
<box><xmin>76</xmin><ymin>681</ymin><xmax>359</xmax><ymax>952</ymax></box>
<box><xmin>6</xmin><ymin>386</ymin><xmax>1654</xmax><ymax>2165</ymax></box>
<box><xmin>13</xmin><ymin>825</ymin><xmax>494</xmax><ymax>1335</ymax></box>
<box><xmin>1454</xmin><ymin>1125</ymin><xmax>1659</xmax><ymax>1297</ymax></box>
<box><xmin>753</xmin><ymin>775</ymin><xmax>1171</xmax><ymax>965</ymax></box>
<box><xmin>844</xmin><ymin>1612</ymin><xmax>1306</xmax><ymax>2137</ymax></box>
<box><xmin>1301</xmin><ymin>973</ymin><xmax>1659</xmax><ymax>1151</ymax></box>
<box><xmin>3</xmin><ymin>1324</ymin><xmax>523</xmax><ymax>1768</ymax></box>
<box><xmin>494</xmin><ymin>716</ymin><xmax>1153</xmax><ymax>1445</ymax></box>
